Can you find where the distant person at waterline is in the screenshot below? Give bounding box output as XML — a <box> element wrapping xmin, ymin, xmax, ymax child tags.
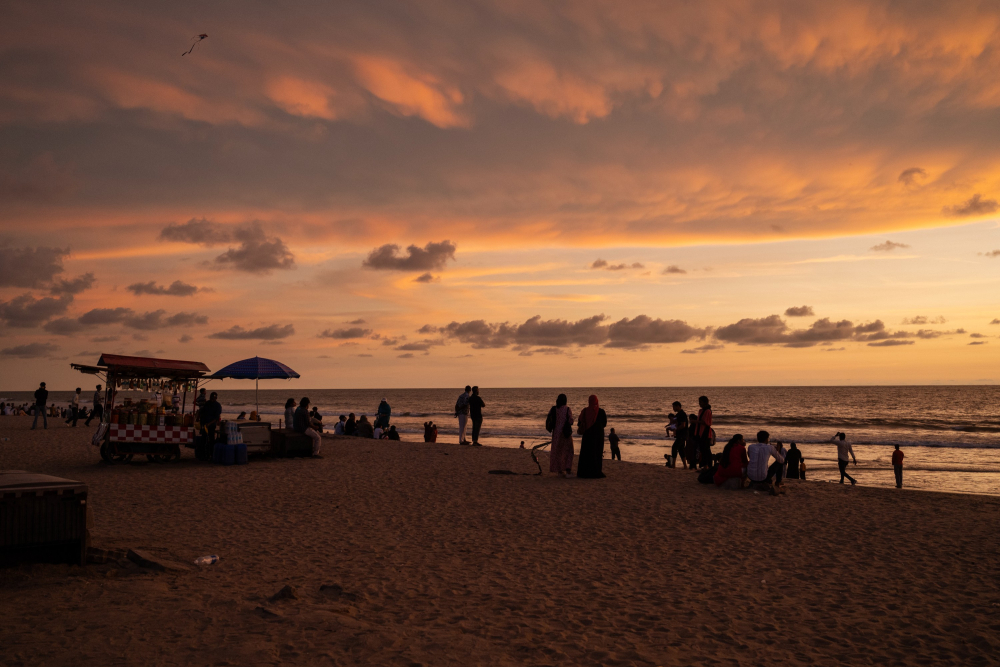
<box><xmin>892</xmin><ymin>444</ymin><xmax>904</xmax><ymax>488</ymax></box>
<box><xmin>546</xmin><ymin>393</ymin><xmax>574</xmax><ymax>477</ymax></box>
<box><xmin>670</xmin><ymin>401</ymin><xmax>688</xmax><ymax>468</ymax></box>
<box><xmin>609</xmin><ymin>428</ymin><xmax>621</xmax><ymax>461</ymax></box>
<box><xmin>783</xmin><ymin>442</ymin><xmax>804</xmax><ymax>480</ymax></box>
<box><xmin>30</xmin><ymin>382</ymin><xmax>48</xmax><ymax>430</ymax></box>
<box><xmin>376</xmin><ymin>398</ymin><xmax>391</xmax><ymax>430</ymax></box>
<box><xmin>455</xmin><ymin>385</ymin><xmax>471</xmax><ymax>445</ymax></box>
<box><xmin>831</xmin><ymin>432</ymin><xmax>858</xmax><ymax>485</ymax></box>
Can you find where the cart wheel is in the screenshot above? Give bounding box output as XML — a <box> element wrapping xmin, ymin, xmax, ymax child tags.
<box><xmin>100</xmin><ymin>441</ymin><xmax>112</xmax><ymax>463</ymax></box>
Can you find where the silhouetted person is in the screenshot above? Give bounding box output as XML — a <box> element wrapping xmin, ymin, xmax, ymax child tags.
<box><xmin>784</xmin><ymin>442</ymin><xmax>803</xmax><ymax>480</ymax></box>
<box><xmin>387</xmin><ymin>425</ymin><xmax>400</xmax><ymax>441</ymax></box>
<box><xmin>747</xmin><ymin>430</ymin><xmax>785</xmax><ymax>495</ymax></box>
<box><xmin>469</xmin><ymin>386</ymin><xmax>485</xmax><ymax>446</ymax></box>
<box><xmin>892</xmin><ymin>444</ymin><xmax>904</xmax><ymax>488</ymax></box>
<box><xmin>31</xmin><ymin>382</ymin><xmax>48</xmax><ymax>429</ymax></box>
<box><xmin>199</xmin><ymin>392</ymin><xmax>223</xmax><ymax>445</ymax></box>
<box><xmin>424</xmin><ymin>421</ymin><xmax>438</xmax><ymax>442</ymax></box>
<box><xmin>609</xmin><ymin>428</ymin><xmax>621</xmax><ymax>461</ymax></box>
<box><xmin>455</xmin><ymin>385</ymin><xmax>471</xmax><ymax>444</ymax></box>
<box><xmin>85</xmin><ymin>385</ymin><xmax>103</xmax><ymax>426</ymax></box>
<box><xmin>670</xmin><ymin>401</ymin><xmax>688</xmax><ymax>468</ymax></box>
<box><xmin>294</xmin><ymin>397</ymin><xmax>322</xmax><ymax>457</ymax></box>
<box><xmin>694</xmin><ymin>395</ymin><xmax>713</xmax><ymax>470</ymax></box>
<box><xmin>376</xmin><ymin>398</ymin><xmax>391</xmax><ymax>429</ymax></box>
<box><xmin>66</xmin><ymin>387</ymin><xmax>82</xmax><ymax>426</ymax></box>
<box><xmin>345</xmin><ymin>413</ymin><xmax>356</xmax><ymax>436</ymax></box>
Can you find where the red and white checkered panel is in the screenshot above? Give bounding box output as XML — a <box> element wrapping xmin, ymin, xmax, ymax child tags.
<box><xmin>109</xmin><ymin>424</ymin><xmax>194</xmax><ymax>444</ymax></box>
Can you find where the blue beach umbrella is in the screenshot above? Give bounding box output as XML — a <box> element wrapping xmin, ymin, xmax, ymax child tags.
<box><xmin>208</xmin><ymin>356</ymin><xmax>300</xmax><ymax>415</ymax></box>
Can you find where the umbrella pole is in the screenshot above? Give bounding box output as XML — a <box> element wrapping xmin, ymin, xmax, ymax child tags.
<box><xmin>255</xmin><ymin>377</ymin><xmax>259</xmax><ymax>416</ymax></box>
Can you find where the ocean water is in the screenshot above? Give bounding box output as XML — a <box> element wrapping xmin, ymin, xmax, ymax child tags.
<box><xmin>4</xmin><ymin>386</ymin><xmax>999</xmax><ymax>495</ymax></box>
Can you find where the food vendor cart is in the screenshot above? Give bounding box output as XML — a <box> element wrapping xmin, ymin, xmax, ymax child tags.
<box><xmin>71</xmin><ymin>354</ymin><xmax>211</xmax><ymax>464</ymax></box>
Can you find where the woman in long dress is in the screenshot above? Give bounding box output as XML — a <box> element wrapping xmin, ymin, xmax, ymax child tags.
<box><xmin>576</xmin><ymin>394</ymin><xmax>608</xmax><ymax>479</ymax></box>
<box><xmin>546</xmin><ymin>394</ymin><xmax>574</xmax><ymax>477</ymax></box>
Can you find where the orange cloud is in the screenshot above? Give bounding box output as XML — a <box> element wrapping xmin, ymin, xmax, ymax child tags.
<box><xmin>352</xmin><ymin>56</ymin><xmax>467</xmax><ymax>128</ymax></box>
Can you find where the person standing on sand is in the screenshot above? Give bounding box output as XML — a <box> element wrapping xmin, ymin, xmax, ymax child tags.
<box><xmin>546</xmin><ymin>394</ymin><xmax>574</xmax><ymax>477</ymax></box>
<box><xmin>783</xmin><ymin>442</ymin><xmax>803</xmax><ymax>480</ymax></box>
<box><xmin>831</xmin><ymin>432</ymin><xmax>858</xmax><ymax>485</ymax></box>
<box><xmin>469</xmin><ymin>386</ymin><xmax>485</xmax><ymax>446</ymax></box>
<box><xmin>670</xmin><ymin>401</ymin><xmax>688</xmax><ymax>468</ymax></box>
<box><xmin>194</xmin><ymin>388</ymin><xmax>207</xmax><ymax>414</ymax></box>
<box><xmin>576</xmin><ymin>395</ymin><xmax>608</xmax><ymax>479</ymax></box>
<box><xmin>694</xmin><ymin>395</ymin><xmax>713</xmax><ymax>470</ymax></box>
<box><xmin>30</xmin><ymin>382</ymin><xmax>48</xmax><ymax>429</ymax></box>
<box><xmin>66</xmin><ymin>388</ymin><xmax>82</xmax><ymax>426</ymax></box>
<box><xmin>455</xmin><ymin>385</ymin><xmax>471</xmax><ymax>445</ymax></box>
<box><xmin>609</xmin><ymin>428</ymin><xmax>621</xmax><ymax>461</ymax></box>
<box><xmin>892</xmin><ymin>445</ymin><xmax>904</xmax><ymax>488</ymax></box>
<box><xmin>85</xmin><ymin>385</ymin><xmax>103</xmax><ymax>426</ymax></box>
<box><xmin>376</xmin><ymin>398</ymin><xmax>391</xmax><ymax>430</ymax></box>
<box><xmin>686</xmin><ymin>412</ymin><xmax>700</xmax><ymax>469</ymax></box>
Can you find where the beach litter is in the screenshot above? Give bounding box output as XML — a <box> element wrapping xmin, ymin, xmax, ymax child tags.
<box><xmin>193</xmin><ymin>554</ymin><xmax>219</xmax><ymax>565</ymax></box>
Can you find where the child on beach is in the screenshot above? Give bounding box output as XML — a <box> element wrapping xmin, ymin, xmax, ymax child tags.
<box><xmin>892</xmin><ymin>445</ymin><xmax>904</xmax><ymax>488</ymax></box>
<box><xmin>609</xmin><ymin>428</ymin><xmax>621</xmax><ymax>461</ymax></box>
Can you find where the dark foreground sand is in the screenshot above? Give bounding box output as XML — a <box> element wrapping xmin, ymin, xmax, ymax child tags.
<box><xmin>2</xmin><ymin>415</ymin><xmax>999</xmax><ymax>666</ymax></box>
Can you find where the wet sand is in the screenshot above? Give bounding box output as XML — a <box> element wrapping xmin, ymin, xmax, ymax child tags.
<box><xmin>2</xmin><ymin>415</ymin><xmax>999</xmax><ymax>666</ymax></box>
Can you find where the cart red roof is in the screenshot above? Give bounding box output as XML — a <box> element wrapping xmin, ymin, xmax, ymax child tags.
<box><xmin>97</xmin><ymin>354</ymin><xmax>210</xmax><ymax>373</ymax></box>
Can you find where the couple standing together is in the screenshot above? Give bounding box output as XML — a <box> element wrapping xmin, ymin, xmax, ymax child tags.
<box><xmin>546</xmin><ymin>394</ymin><xmax>608</xmax><ymax>479</ymax></box>
<box><xmin>454</xmin><ymin>385</ymin><xmax>485</xmax><ymax>445</ymax></box>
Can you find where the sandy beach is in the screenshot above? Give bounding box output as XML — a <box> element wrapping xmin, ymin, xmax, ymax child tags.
<box><xmin>2</xmin><ymin>415</ymin><xmax>999</xmax><ymax>666</ymax></box>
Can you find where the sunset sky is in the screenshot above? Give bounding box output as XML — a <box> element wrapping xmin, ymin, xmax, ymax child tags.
<box><xmin>2</xmin><ymin>0</ymin><xmax>1000</xmax><ymax>389</ymax></box>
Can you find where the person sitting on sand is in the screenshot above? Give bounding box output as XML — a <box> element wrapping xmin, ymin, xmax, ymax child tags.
<box><xmin>345</xmin><ymin>413</ymin><xmax>356</xmax><ymax>436</ymax></box>
<box><xmin>333</xmin><ymin>415</ymin><xmax>346</xmax><ymax>436</ymax></box>
<box><xmin>747</xmin><ymin>430</ymin><xmax>785</xmax><ymax>495</ymax></box>
<box><xmin>373</xmin><ymin>423</ymin><xmax>384</xmax><ymax>440</ymax></box>
<box><xmin>310</xmin><ymin>406</ymin><xmax>324</xmax><ymax>433</ymax></box>
<box><xmin>236</xmin><ymin>411</ymin><xmax>247</xmax><ymax>420</ymax></box>
<box><xmin>831</xmin><ymin>432</ymin><xmax>858</xmax><ymax>485</ymax></box>
<box><xmin>609</xmin><ymin>428</ymin><xmax>621</xmax><ymax>461</ymax></box>
<box><xmin>355</xmin><ymin>414</ymin><xmax>375</xmax><ymax>439</ymax></box>
<box><xmin>714</xmin><ymin>434</ymin><xmax>748</xmax><ymax>488</ymax></box>
<box><xmin>784</xmin><ymin>442</ymin><xmax>804</xmax><ymax>480</ymax></box>
<box><xmin>293</xmin><ymin>397</ymin><xmax>322</xmax><ymax>458</ymax></box>
<box><xmin>387</xmin><ymin>425</ymin><xmax>400</xmax><ymax>441</ymax></box>
<box><xmin>424</xmin><ymin>421</ymin><xmax>437</xmax><ymax>442</ymax></box>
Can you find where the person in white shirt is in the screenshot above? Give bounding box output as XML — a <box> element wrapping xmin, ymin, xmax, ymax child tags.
<box><xmin>333</xmin><ymin>415</ymin><xmax>346</xmax><ymax>436</ymax></box>
<box><xmin>831</xmin><ymin>432</ymin><xmax>858</xmax><ymax>485</ymax></box>
<box><xmin>455</xmin><ymin>385</ymin><xmax>471</xmax><ymax>445</ymax></box>
<box><xmin>373</xmin><ymin>425</ymin><xmax>383</xmax><ymax>440</ymax></box>
<box><xmin>746</xmin><ymin>430</ymin><xmax>785</xmax><ymax>493</ymax></box>
<box><xmin>66</xmin><ymin>388</ymin><xmax>82</xmax><ymax>427</ymax></box>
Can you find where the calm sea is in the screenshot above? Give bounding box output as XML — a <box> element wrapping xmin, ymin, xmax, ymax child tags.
<box><xmin>5</xmin><ymin>386</ymin><xmax>999</xmax><ymax>495</ymax></box>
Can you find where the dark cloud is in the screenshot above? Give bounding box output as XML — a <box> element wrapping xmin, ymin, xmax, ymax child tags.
<box><xmin>348</xmin><ymin>319</ymin><xmax>367</xmax><ymax>324</ymax></box>
<box><xmin>901</xmin><ymin>315</ymin><xmax>946</xmax><ymax>325</ymax></box>
<box><xmin>868</xmin><ymin>340</ymin><xmax>915</xmax><ymax>347</ymax></box>
<box><xmin>207</xmin><ymin>324</ymin><xmax>295</xmax><ymax>340</ymax></box>
<box><xmin>159</xmin><ymin>218</ymin><xmax>233</xmax><ymax>246</ymax></box>
<box><xmin>0</xmin><ymin>342</ymin><xmax>60</xmax><ymax>358</ymax></box>
<box><xmin>127</xmin><ymin>280</ymin><xmax>199</xmax><ymax>296</ymax></box>
<box><xmin>0</xmin><ymin>244</ymin><xmax>67</xmax><ymax>288</ymax></box>
<box><xmin>897</xmin><ymin>167</ymin><xmax>926</xmax><ymax>186</ymax></box>
<box><xmin>91</xmin><ymin>335</ymin><xmax>119</xmax><ymax>342</ymax></box>
<box><xmin>983</xmin><ymin>250</ymin><xmax>1000</xmax><ymax>258</ymax></box>
<box><xmin>0</xmin><ymin>293</ymin><xmax>72</xmax><ymax>327</ymax></box>
<box><xmin>943</xmin><ymin>194</ymin><xmax>998</xmax><ymax>217</ymax></box>
<box><xmin>165</xmin><ymin>312</ymin><xmax>209</xmax><ymax>326</ymax></box>
<box><xmin>50</xmin><ymin>273</ymin><xmax>95</xmax><ymax>295</ymax></box>
<box><xmin>662</xmin><ymin>265</ymin><xmax>686</xmax><ymax>274</ymax></box>
<box><xmin>969</xmin><ymin>341</ymin><xmax>987</xmax><ymax>346</ymax></box>
<box><xmin>413</xmin><ymin>272</ymin><xmax>436</xmax><ymax>283</ymax></box>
<box><xmin>591</xmin><ymin>259</ymin><xmax>608</xmax><ymax>269</ymax></box>
<box><xmin>681</xmin><ymin>344</ymin><xmax>724</xmax><ymax>354</ymax></box>
<box><xmin>319</xmin><ymin>327</ymin><xmax>372</xmax><ymax>339</ymax></box>
<box><xmin>417</xmin><ymin>324</ymin><xmax>437</xmax><ymax>334</ymax></box>
<box><xmin>784</xmin><ymin>305</ymin><xmax>814</xmax><ymax>317</ymax></box>
<box><xmin>970</xmin><ymin>333</ymin><xmax>987</xmax><ymax>338</ymax></box>
<box><xmin>363</xmin><ymin>241</ymin><xmax>456</xmax><ymax>272</ymax></box>
<box><xmin>178</xmin><ymin>334</ymin><xmax>193</xmax><ymax>343</ymax></box>
<box><xmin>593</xmin><ymin>260</ymin><xmax>644</xmax><ymax>271</ymax></box>
<box><xmin>397</xmin><ymin>353</ymin><xmax>415</xmax><ymax>358</ymax></box>
<box><xmin>605</xmin><ymin>315</ymin><xmax>704</xmax><ymax>348</ymax></box>
<box><xmin>78</xmin><ymin>307</ymin><xmax>132</xmax><ymax>325</ymax></box>
<box><xmin>991</xmin><ymin>319</ymin><xmax>1000</xmax><ymax>325</ymax></box>
<box><xmin>715</xmin><ymin>315</ymin><xmax>906</xmax><ymax>347</ymax></box>
<box><xmin>213</xmin><ymin>223</ymin><xmax>295</xmax><ymax>274</ymax></box>
<box><xmin>870</xmin><ymin>241</ymin><xmax>910</xmax><ymax>252</ymax></box>
<box><xmin>43</xmin><ymin>317</ymin><xmax>87</xmax><ymax>335</ymax></box>
<box><xmin>395</xmin><ymin>339</ymin><xmax>444</xmax><ymax>352</ymax></box>
<box><xmin>74</xmin><ymin>307</ymin><xmax>205</xmax><ymax>329</ymax></box>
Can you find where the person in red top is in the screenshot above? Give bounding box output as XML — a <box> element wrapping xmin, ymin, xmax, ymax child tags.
<box><xmin>695</xmin><ymin>395</ymin><xmax>713</xmax><ymax>470</ymax></box>
<box><xmin>714</xmin><ymin>434</ymin><xmax>748</xmax><ymax>488</ymax></box>
<box><xmin>892</xmin><ymin>444</ymin><xmax>904</xmax><ymax>488</ymax></box>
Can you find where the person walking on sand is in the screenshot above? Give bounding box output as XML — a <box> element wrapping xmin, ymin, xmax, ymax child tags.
<box><xmin>831</xmin><ymin>432</ymin><xmax>858</xmax><ymax>485</ymax></box>
<box><xmin>85</xmin><ymin>385</ymin><xmax>103</xmax><ymax>426</ymax></box>
<box><xmin>546</xmin><ymin>394</ymin><xmax>575</xmax><ymax>477</ymax></box>
<box><xmin>294</xmin><ymin>397</ymin><xmax>322</xmax><ymax>458</ymax></box>
<box><xmin>892</xmin><ymin>444</ymin><xmax>904</xmax><ymax>488</ymax></box>
<box><xmin>469</xmin><ymin>386</ymin><xmax>485</xmax><ymax>446</ymax></box>
<box><xmin>576</xmin><ymin>395</ymin><xmax>608</xmax><ymax>479</ymax></box>
<box><xmin>455</xmin><ymin>385</ymin><xmax>471</xmax><ymax>445</ymax></box>
<box><xmin>609</xmin><ymin>428</ymin><xmax>621</xmax><ymax>461</ymax></box>
<box><xmin>30</xmin><ymin>382</ymin><xmax>48</xmax><ymax>429</ymax></box>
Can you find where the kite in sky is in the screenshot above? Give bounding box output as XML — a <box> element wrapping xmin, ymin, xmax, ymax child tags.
<box><xmin>182</xmin><ymin>34</ymin><xmax>208</xmax><ymax>56</ymax></box>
